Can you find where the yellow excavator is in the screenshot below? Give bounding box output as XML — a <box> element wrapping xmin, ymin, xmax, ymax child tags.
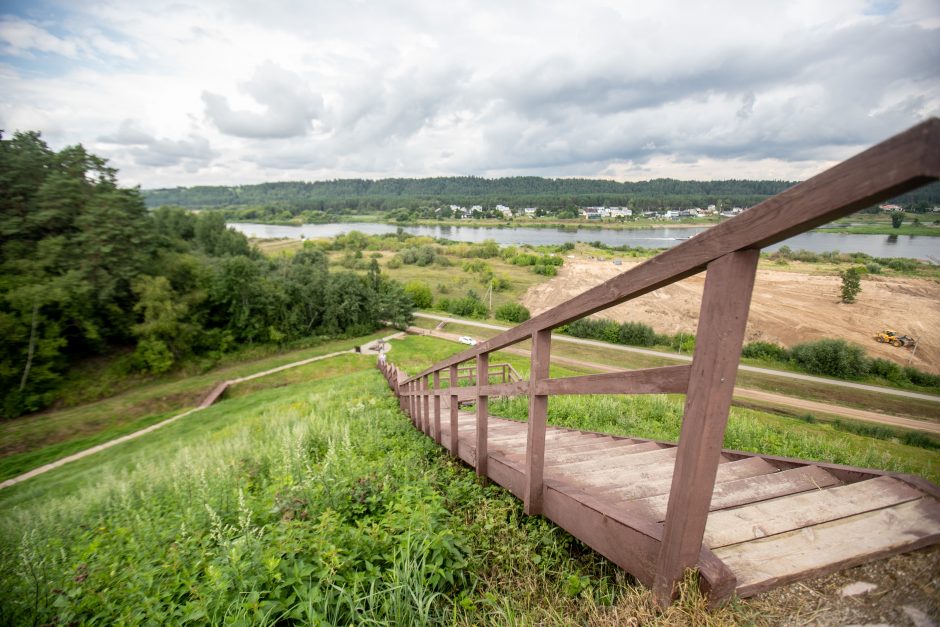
<box><xmin>873</xmin><ymin>330</ymin><xmax>916</xmax><ymax>348</ymax></box>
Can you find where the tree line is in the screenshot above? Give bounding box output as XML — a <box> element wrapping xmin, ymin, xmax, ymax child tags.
<box><xmin>142</xmin><ymin>176</ymin><xmax>940</xmax><ymax>218</ymax></box>
<box><xmin>0</xmin><ymin>132</ymin><xmax>412</xmax><ymax>418</ymax></box>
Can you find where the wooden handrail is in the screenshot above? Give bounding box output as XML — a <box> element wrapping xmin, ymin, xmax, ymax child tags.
<box><xmin>384</xmin><ymin>119</ymin><xmax>939</xmax><ymax>607</ymax></box>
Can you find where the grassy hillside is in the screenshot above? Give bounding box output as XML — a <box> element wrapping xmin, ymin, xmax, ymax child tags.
<box><xmin>1</xmin><ymin>333</ymin><xmax>936</xmax><ymax>624</ymax></box>
<box><xmin>0</xmin><ymin>332</ymin><xmax>388</xmax><ymax>483</ymax></box>
<box><xmin>0</xmin><ymin>358</ymin><xmax>760</xmax><ymax>625</ymax></box>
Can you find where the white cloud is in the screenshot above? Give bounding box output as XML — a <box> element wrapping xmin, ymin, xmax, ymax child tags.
<box><xmin>0</xmin><ymin>0</ymin><xmax>937</xmax><ymax>188</ymax></box>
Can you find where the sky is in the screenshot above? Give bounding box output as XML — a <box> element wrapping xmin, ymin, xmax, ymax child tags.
<box><xmin>1</xmin><ymin>0</ymin><xmax>938</xmax><ymax>189</ymax></box>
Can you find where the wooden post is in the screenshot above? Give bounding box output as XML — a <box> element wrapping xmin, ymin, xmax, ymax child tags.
<box><xmin>653</xmin><ymin>249</ymin><xmax>760</xmax><ymax>606</ymax></box>
<box><xmin>475</xmin><ymin>353</ymin><xmax>489</xmax><ymax>479</ymax></box>
<box><xmin>524</xmin><ymin>329</ymin><xmax>552</xmax><ymax>515</ymax></box>
<box><xmin>410</xmin><ymin>381</ymin><xmax>417</xmax><ymax>425</ymax></box>
<box><xmin>433</xmin><ymin>370</ymin><xmax>442</xmax><ymax>444</ymax></box>
<box><xmin>449</xmin><ymin>365</ymin><xmax>459</xmax><ymax>457</ymax></box>
<box><xmin>423</xmin><ymin>375</ymin><xmax>431</xmax><ymax>436</ymax></box>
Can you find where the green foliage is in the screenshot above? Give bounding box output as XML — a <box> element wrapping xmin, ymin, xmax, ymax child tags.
<box><xmin>494</xmin><ymin>302</ymin><xmax>530</xmax><ymax>323</ymax></box>
<box><xmin>436</xmin><ymin>291</ymin><xmax>488</xmax><ymax>318</ymax></box>
<box><xmin>404</xmin><ymin>281</ymin><xmax>433</xmax><ymax>309</ymax></box>
<box><xmin>891</xmin><ymin>212</ymin><xmax>904</xmax><ymax>228</ymax></box>
<box><xmin>790</xmin><ymin>339</ymin><xmax>868</xmax><ymax>379</ymax></box>
<box><xmin>0</xmin><ymin>132</ymin><xmax>413</xmax><ymax>418</ymax></box>
<box><xmin>532</xmin><ymin>264</ymin><xmax>557</xmax><ymax>276</ymax></box>
<box><xmin>741</xmin><ymin>341</ymin><xmax>790</xmax><ymax>362</ymax></box>
<box><xmin>839</xmin><ymin>267</ymin><xmax>862</xmax><ymax>303</ymax></box>
<box><xmin>565</xmin><ymin>318</ymin><xmax>661</xmax><ymax>348</ymax></box>
<box><xmin>399</xmin><ymin>245</ymin><xmax>438</xmax><ymax>266</ymax></box>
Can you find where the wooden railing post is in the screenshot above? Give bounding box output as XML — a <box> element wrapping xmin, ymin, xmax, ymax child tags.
<box><xmin>475</xmin><ymin>353</ymin><xmax>489</xmax><ymax>479</ymax></box>
<box><xmin>410</xmin><ymin>381</ymin><xmax>417</xmax><ymax>425</ymax></box>
<box><xmin>422</xmin><ymin>375</ymin><xmax>431</xmax><ymax>435</ymax></box>
<box><xmin>653</xmin><ymin>248</ymin><xmax>760</xmax><ymax>605</ymax></box>
<box><xmin>433</xmin><ymin>370</ymin><xmax>442</xmax><ymax>444</ymax></box>
<box><xmin>449</xmin><ymin>365</ymin><xmax>459</xmax><ymax>457</ymax></box>
<box><xmin>524</xmin><ymin>329</ymin><xmax>552</xmax><ymax>515</ymax></box>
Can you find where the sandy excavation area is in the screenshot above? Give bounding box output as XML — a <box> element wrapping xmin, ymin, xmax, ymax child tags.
<box><xmin>520</xmin><ymin>259</ymin><xmax>940</xmax><ymax>374</ymax></box>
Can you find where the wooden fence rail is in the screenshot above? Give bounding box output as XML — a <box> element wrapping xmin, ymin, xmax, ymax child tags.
<box><xmin>380</xmin><ymin>119</ymin><xmax>940</xmax><ymax>606</ymax></box>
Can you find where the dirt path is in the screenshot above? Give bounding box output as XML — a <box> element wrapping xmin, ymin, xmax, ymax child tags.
<box><xmin>410</xmin><ymin>327</ymin><xmax>940</xmax><ymax>435</ymax></box>
<box><xmin>520</xmin><ymin>259</ymin><xmax>940</xmax><ymax>373</ymax></box>
<box><xmin>0</xmin><ymin>338</ymin><xmax>408</xmax><ymax>491</ymax></box>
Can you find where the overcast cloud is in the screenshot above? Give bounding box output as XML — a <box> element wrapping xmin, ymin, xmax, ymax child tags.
<box><xmin>0</xmin><ymin>0</ymin><xmax>937</xmax><ymax>188</ymax></box>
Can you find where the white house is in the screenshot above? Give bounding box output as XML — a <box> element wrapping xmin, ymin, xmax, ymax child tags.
<box><xmin>524</xmin><ymin>207</ymin><xmax>538</xmax><ymax>217</ymax></box>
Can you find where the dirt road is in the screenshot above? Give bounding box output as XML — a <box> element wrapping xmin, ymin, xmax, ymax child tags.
<box><xmin>520</xmin><ymin>259</ymin><xmax>940</xmax><ymax>373</ymax></box>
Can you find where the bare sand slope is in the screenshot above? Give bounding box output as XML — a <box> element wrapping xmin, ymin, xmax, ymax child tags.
<box><xmin>520</xmin><ymin>259</ymin><xmax>940</xmax><ymax>373</ymax></box>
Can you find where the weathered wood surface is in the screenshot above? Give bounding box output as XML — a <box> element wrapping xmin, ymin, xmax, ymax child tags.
<box><xmin>423</xmin><ymin>407</ymin><xmax>940</xmax><ymax>604</ymax></box>
<box><xmin>655</xmin><ymin>249</ymin><xmax>760</xmax><ymax>604</ymax></box>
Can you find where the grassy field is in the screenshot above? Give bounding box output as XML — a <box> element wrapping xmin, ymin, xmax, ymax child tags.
<box><xmin>0</xmin><ymin>332</ymin><xmax>389</xmax><ymax>482</ymax></box>
<box><xmin>1</xmin><ymin>333</ymin><xmax>937</xmax><ymax>625</ymax></box>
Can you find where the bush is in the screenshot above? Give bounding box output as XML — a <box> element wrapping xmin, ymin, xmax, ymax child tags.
<box><xmin>741</xmin><ymin>341</ymin><xmax>790</xmax><ymax>362</ymax></box>
<box><xmin>671</xmin><ymin>332</ymin><xmax>696</xmax><ymax>354</ymax></box>
<box><xmin>533</xmin><ymin>264</ymin><xmax>557</xmax><ymax>276</ymax></box>
<box><xmin>865</xmin><ymin>262</ymin><xmax>882</xmax><ymax>274</ymax></box>
<box><xmin>790</xmin><ymin>339</ymin><xmax>868</xmax><ymax>379</ymax></box>
<box><xmin>386</xmin><ymin>256</ymin><xmax>403</xmax><ymax>269</ymax></box>
<box><xmin>618</xmin><ymin>322</ymin><xmax>658</xmax><ymax>347</ymax></box>
<box><xmin>868</xmin><ymin>358</ymin><xmax>905</xmax><ymax>383</ymax></box>
<box><xmin>494</xmin><ymin>302</ymin><xmax>530</xmax><ymax>323</ymax></box>
<box><xmin>403</xmin><ymin>281</ymin><xmax>433</xmax><ymax>308</ymax></box>
<box><xmin>438</xmin><ymin>290</ymin><xmax>488</xmax><ymax>318</ymax></box>
<box><xmin>903</xmin><ymin>366</ymin><xmax>940</xmax><ymax>388</ymax></box>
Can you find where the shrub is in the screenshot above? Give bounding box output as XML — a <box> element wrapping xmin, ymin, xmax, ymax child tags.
<box><xmin>741</xmin><ymin>341</ymin><xmax>790</xmax><ymax>362</ymax></box>
<box><xmin>494</xmin><ymin>302</ymin><xmax>530</xmax><ymax>323</ymax></box>
<box><xmin>868</xmin><ymin>358</ymin><xmax>905</xmax><ymax>383</ymax></box>
<box><xmin>790</xmin><ymin>339</ymin><xmax>868</xmax><ymax>379</ymax></box>
<box><xmin>533</xmin><ymin>264</ymin><xmax>557</xmax><ymax>276</ymax></box>
<box><xmin>386</xmin><ymin>256</ymin><xmax>403</xmax><ymax>269</ymax></box>
<box><xmin>866</xmin><ymin>262</ymin><xmax>882</xmax><ymax>274</ymax></box>
<box><xmin>903</xmin><ymin>366</ymin><xmax>940</xmax><ymax>388</ymax></box>
<box><xmin>618</xmin><ymin>322</ymin><xmax>658</xmax><ymax>347</ymax></box>
<box><xmin>403</xmin><ymin>281</ymin><xmax>433</xmax><ymax>308</ymax></box>
<box><xmin>671</xmin><ymin>332</ymin><xmax>696</xmax><ymax>354</ymax></box>
<box><xmin>891</xmin><ymin>212</ymin><xmax>904</xmax><ymax>228</ymax></box>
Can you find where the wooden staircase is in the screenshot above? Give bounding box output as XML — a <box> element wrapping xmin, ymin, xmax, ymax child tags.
<box><xmin>416</xmin><ymin>405</ymin><xmax>940</xmax><ymax>602</ymax></box>
<box><xmin>380</xmin><ymin>119</ymin><xmax>940</xmax><ymax>606</ymax></box>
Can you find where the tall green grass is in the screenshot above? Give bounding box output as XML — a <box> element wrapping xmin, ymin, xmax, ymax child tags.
<box><xmin>3</xmin><ymin>370</ymin><xmax>691</xmax><ymax>625</ymax></box>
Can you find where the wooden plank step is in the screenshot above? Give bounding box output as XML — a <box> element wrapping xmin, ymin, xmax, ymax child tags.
<box><xmin>556</xmin><ymin>446</ymin><xmax>678</xmax><ymax>475</ymax></box>
<box><xmin>547</xmin><ymin>441</ymin><xmax>662</xmax><ymax>465</ymax></box>
<box><xmin>487</xmin><ymin>429</ymin><xmax>592</xmax><ymax>443</ymax></box>
<box><xmin>495</xmin><ymin>436</ymin><xmax>642</xmax><ymax>466</ymax></box>
<box><xmin>715</xmin><ymin>498</ymin><xmax>940</xmax><ymax>598</ymax></box>
<box><xmin>620</xmin><ymin>464</ymin><xmax>838</xmax><ymax>522</ymax></box>
<box><xmin>704</xmin><ymin>476</ymin><xmax>924</xmax><ymax>549</ymax></box>
<box><xmin>602</xmin><ymin>457</ymin><xmax>777</xmax><ymax>502</ymax></box>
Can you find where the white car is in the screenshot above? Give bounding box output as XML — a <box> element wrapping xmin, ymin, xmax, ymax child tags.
<box><xmin>458</xmin><ymin>336</ymin><xmax>478</xmax><ymax>346</ymax></box>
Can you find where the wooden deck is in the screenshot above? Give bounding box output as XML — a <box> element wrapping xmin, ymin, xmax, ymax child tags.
<box><xmin>414</xmin><ymin>403</ymin><xmax>940</xmax><ymax>603</ymax></box>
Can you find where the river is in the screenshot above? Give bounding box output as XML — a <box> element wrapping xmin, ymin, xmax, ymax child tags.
<box><xmin>228</xmin><ymin>222</ymin><xmax>939</xmax><ymax>259</ymax></box>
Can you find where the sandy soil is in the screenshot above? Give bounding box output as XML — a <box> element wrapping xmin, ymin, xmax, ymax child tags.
<box><xmin>521</xmin><ymin>259</ymin><xmax>940</xmax><ymax>373</ymax></box>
